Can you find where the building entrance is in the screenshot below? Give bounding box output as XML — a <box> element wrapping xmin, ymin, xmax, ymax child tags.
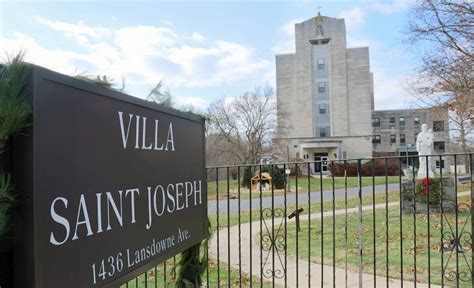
<box><xmin>314</xmin><ymin>153</ymin><xmax>329</xmax><ymax>173</ymax></box>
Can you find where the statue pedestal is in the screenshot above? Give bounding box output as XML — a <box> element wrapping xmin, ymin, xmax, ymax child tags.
<box><xmin>401</xmin><ymin>176</ymin><xmax>456</xmax><ymax>214</ymax></box>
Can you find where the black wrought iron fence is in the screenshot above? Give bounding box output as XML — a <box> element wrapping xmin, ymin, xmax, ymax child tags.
<box><xmin>120</xmin><ymin>153</ymin><xmax>473</xmax><ymax>287</ymax></box>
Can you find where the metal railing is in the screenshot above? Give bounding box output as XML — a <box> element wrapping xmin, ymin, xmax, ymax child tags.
<box><xmin>120</xmin><ymin>153</ymin><xmax>473</xmax><ymax>287</ymax></box>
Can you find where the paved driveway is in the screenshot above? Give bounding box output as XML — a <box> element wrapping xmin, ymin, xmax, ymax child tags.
<box><xmin>207</xmin><ymin>183</ymin><xmax>399</xmax><ymax>213</ymax></box>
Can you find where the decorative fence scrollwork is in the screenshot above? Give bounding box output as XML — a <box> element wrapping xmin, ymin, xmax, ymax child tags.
<box><xmin>260</xmin><ymin>207</ymin><xmax>286</xmax><ymax>279</ymax></box>
<box><xmin>441</xmin><ymin>202</ymin><xmax>472</xmax><ymax>283</ymax></box>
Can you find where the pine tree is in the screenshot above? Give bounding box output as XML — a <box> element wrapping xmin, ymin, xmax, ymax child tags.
<box><xmin>241</xmin><ymin>166</ymin><xmax>253</xmax><ymax>189</ymax></box>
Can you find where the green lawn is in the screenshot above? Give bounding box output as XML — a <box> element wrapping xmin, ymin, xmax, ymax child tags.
<box><xmin>117</xmin><ymin>188</ymin><xmax>402</xmax><ymax>288</ymax></box>
<box><xmin>207</xmin><ymin>176</ymin><xmax>400</xmax><ymax>200</ymax></box>
<box><xmin>208</xmin><ymin>183</ymin><xmax>469</xmax><ymax>234</ymax></box>
<box><xmin>120</xmin><ymin>183</ymin><xmax>470</xmax><ymax>287</ymax></box>
<box><xmin>279</xmin><ymin>196</ymin><xmax>472</xmax><ymax>286</ymax></box>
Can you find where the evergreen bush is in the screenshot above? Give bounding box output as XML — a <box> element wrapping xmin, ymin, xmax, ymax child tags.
<box><xmin>261</xmin><ymin>165</ymin><xmax>285</xmax><ymax>189</ymax></box>
<box><xmin>0</xmin><ymin>54</ymin><xmax>32</xmax><ymax>236</ymax></box>
<box><xmin>0</xmin><ymin>54</ymin><xmax>32</xmax><ymax>149</ymax></box>
<box><xmin>0</xmin><ymin>175</ymin><xmax>15</xmax><ymax>235</ymax></box>
<box><xmin>241</xmin><ymin>166</ymin><xmax>253</xmax><ymax>189</ymax></box>
<box><xmin>174</xmin><ymin>218</ymin><xmax>210</xmax><ymax>287</ymax></box>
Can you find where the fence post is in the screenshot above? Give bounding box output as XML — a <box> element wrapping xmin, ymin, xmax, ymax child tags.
<box><xmin>357</xmin><ymin>159</ymin><xmax>363</xmax><ymax>288</ymax></box>
<box><xmin>470</xmin><ymin>154</ymin><xmax>473</xmax><ymax>285</ymax></box>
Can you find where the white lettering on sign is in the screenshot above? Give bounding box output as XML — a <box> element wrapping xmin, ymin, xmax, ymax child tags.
<box><xmin>145</xmin><ymin>181</ymin><xmax>202</xmax><ymax>230</ymax></box>
<box><xmin>90</xmin><ymin>227</ymin><xmax>191</xmax><ymax>285</ymax></box>
<box><xmin>48</xmin><ymin>181</ymin><xmax>203</xmax><ymax>246</ymax></box>
<box><xmin>117</xmin><ymin>111</ymin><xmax>175</xmax><ymax>151</ymax></box>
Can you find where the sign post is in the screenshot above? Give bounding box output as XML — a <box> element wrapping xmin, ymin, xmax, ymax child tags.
<box><xmin>12</xmin><ymin>65</ymin><xmax>207</xmax><ymax>287</ymax></box>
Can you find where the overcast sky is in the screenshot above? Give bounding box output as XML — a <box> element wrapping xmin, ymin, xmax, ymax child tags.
<box><xmin>0</xmin><ymin>0</ymin><xmax>419</xmax><ymax>111</ymax></box>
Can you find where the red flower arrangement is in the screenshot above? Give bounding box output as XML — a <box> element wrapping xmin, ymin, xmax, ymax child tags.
<box><xmin>419</xmin><ymin>177</ymin><xmax>433</xmax><ymax>196</ymax></box>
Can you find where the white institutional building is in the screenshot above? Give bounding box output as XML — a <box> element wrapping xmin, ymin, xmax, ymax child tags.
<box><xmin>275</xmin><ymin>12</ymin><xmax>449</xmax><ymax>174</ymax></box>
<box><xmin>276</xmin><ymin>13</ymin><xmax>374</xmax><ymax>173</ymax></box>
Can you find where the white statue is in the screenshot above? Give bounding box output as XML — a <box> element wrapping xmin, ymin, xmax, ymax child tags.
<box><xmin>416</xmin><ymin>124</ymin><xmax>435</xmax><ymax>179</ymax></box>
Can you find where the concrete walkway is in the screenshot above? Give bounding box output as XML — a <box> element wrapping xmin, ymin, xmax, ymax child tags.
<box><xmin>209</xmin><ymin>200</ymin><xmax>449</xmax><ymax>287</ymax></box>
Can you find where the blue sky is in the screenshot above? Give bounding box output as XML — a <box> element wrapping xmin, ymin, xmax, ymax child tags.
<box><xmin>0</xmin><ymin>0</ymin><xmax>418</xmax><ymax>111</ymax></box>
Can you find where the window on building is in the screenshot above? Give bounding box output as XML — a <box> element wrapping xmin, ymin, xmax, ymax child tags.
<box><xmin>372</xmin><ymin>135</ymin><xmax>381</xmax><ymax>144</ymax></box>
<box><xmin>433</xmin><ymin>120</ymin><xmax>444</xmax><ymax>132</ymax></box>
<box><xmin>400</xmin><ymin>134</ymin><xmax>406</xmax><ymax>144</ymax></box>
<box><xmin>414</xmin><ymin>116</ymin><xmax>420</xmax><ymax>125</ymax></box>
<box><xmin>399</xmin><ymin>117</ymin><xmax>405</xmax><ymax>126</ymax></box>
<box><xmin>318</xmin><ymin>82</ymin><xmax>326</xmax><ymax>93</ymax></box>
<box><xmin>319</xmin><ymin>103</ymin><xmax>327</xmax><ymax>114</ymax></box>
<box><xmin>372</xmin><ymin>118</ymin><xmax>380</xmax><ymax>127</ymax></box>
<box><xmin>434</xmin><ymin>141</ymin><xmax>446</xmax><ymax>152</ymax></box>
<box><xmin>436</xmin><ymin>160</ymin><xmax>445</xmax><ymax>169</ymax></box>
<box><xmin>390</xmin><ymin>134</ymin><xmax>396</xmax><ymax>144</ymax></box>
<box><xmin>317</xmin><ymin>127</ymin><xmax>329</xmax><ymax>137</ymax></box>
<box><xmin>389</xmin><ymin>117</ymin><xmax>396</xmax><ymax>129</ymax></box>
<box><xmin>317</xmin><ymin>59</ymin><xmax>325</xmax><ymax>69</ymax></box>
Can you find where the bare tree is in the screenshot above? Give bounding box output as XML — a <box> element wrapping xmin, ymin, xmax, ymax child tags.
<box><xmin>406</xmin><ymin>0</ymin><xmax>473</xmax><ymax>162</ymax></box>
<box><xmin>207</xmin><ymin>85</ymin><xmax>277</xmax><ymax>165</ymax></box>
<box><xmin>408</xmin><ymin>0</ymin><xmax>473</xmax><ymax>62</ymax></box>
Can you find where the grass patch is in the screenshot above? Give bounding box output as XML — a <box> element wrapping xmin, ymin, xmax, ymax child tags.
<box><xmin>208</xmin><ymin>176</ymin><xmax>400</xmax><ymax>200</ymax></box>
<box><xmin>119</xmin><ymin>184</ymin><xmax>471</xmax><ymax>287</ymax></box>
<box><xmin>280</xmin><ymin>194</ymin><xmax>472</xmax><ymax>286</ymax></box>
<box><xmin>209</xmin><ymin>182</ymin><xmax>469</xmax><ymax>235</ymax></box>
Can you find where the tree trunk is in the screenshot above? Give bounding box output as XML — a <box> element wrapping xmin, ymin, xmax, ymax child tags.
<box><xmin>459</xmin><ymin>121</ymin><xmax>471</xmax><ymax>173</ymax></box>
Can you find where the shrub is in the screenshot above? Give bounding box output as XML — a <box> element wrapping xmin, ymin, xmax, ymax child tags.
<box><xmin>241</xmin><ymin>166</ymin><xmax>253</xmax><ymax>189</ymax></box>
<box><xmin>0</xmin><ymin>54</ymin><xmax>32</xmax><ymax>236</ymax></box>
<box><xmin>329</xmin><ymin>158</ymin><xmax>401</xmax><ymax>177</ymax></box>
<box><xmin>289</xmin><ymin>158</ymin><xmax>305</xmax><ymax>176</ymax></box>
<box><xmin>261</xmin><ymin>165</ymin><xmax>285</xmax><ymax>189</ymax></box>
<box><xmin>0</xmin><ymin>54</ymin><xmax>32</xmax><ymax>146</ymax></box>
<box><xmin>229</xmin><ymin>167</ymin><xmax>239</xmax><ymax>180</ymax></box>
<box><xmin>415</xmin><ymin>177</ymin><xmax>441</xmax><ymax>205</ymax></box>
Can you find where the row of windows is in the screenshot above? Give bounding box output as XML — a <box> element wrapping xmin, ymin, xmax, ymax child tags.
<box><xmin>373</xmin><ymin>135</ymin><xmax>446</xmax><ymax>151</ymax></box>
<box><xmin>372</xmin><ymin>116</ymin><xmax>419</xmax><ymax>127</ymax></box>
<box><xmin>372</xmin><ymin>117</ymin><xmax>445</xmax><ymax>132</ymax></box>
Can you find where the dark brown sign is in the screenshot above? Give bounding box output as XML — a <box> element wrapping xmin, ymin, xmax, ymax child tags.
<box><xmin>13</xmin><ymin>65</ymin><xmax>207</xmax><ymax>287</ymax></box>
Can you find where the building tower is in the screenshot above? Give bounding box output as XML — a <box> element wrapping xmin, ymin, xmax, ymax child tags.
<box><xmin>275</xmin><ymin>12</ymin><xmax>374</xmax><ymax>173</ymax></box>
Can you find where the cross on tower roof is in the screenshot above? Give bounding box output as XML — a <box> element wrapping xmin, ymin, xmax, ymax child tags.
<box><xmin>315</xmin><ymin>5</ymin><xmax>323</xmax><ymax>20</ymax></box>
